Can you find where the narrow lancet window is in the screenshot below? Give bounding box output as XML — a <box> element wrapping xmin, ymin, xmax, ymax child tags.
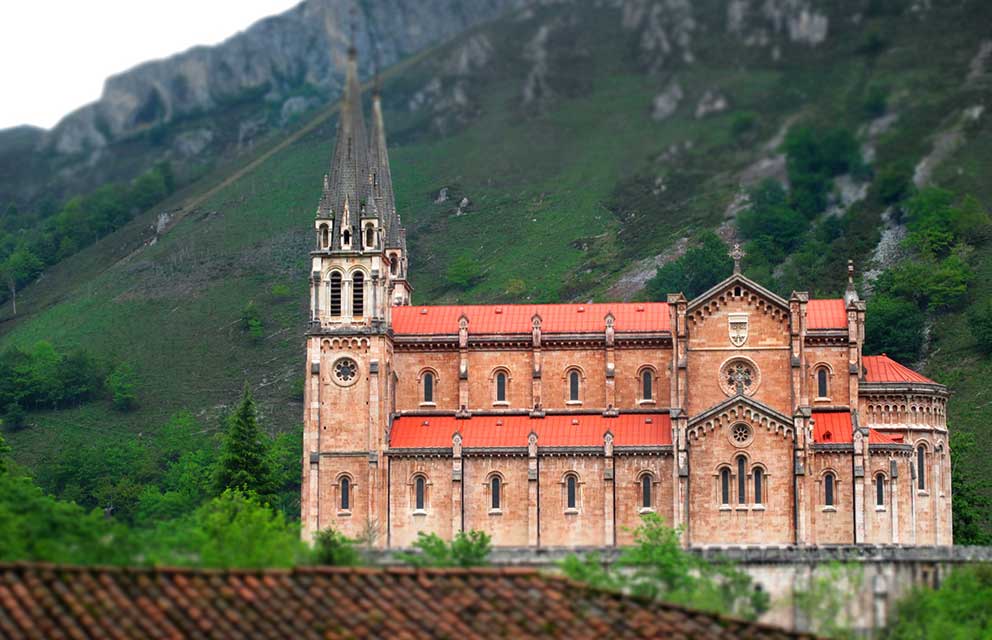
<box><xmin>817</xmin><ymin>368</ymin><xmax>829</xmax><ymax>398</ymax></box>
<box><xmin>329</xmin><ymin>272</ymin><xmax>342</xmax><ymax>316</ymax></box>
<box><xmin>917</xmin><ymin>445</ymin><xmax>926</xmax><ymax>491</ymax></box>
<box><xmin>340</xmin><ymin>477</ymin><xmax>350</xmax><ymax>510</ymax></box>
<box><xmin>491</xmin><ymin>476</ymin><xmax>501</xmax><ymax>510</ymax></box>
<box><xmin>568</xmin><ymin>370</ymin><xmax>580</xmax><ymax>402</ymax></box>
<box><xmin>566</xmin><ymin>475</ymin><xmax>577</xmax><ymax>509</ymax></box>
<box><xmin>720</xmin><ymin>469</ymin><xmax>730</xmax><ymax>505</ymax></box>
<box><xmin>737</xmin><ymin>456</ymin><xmax>747</xmax><ymax>504</ymax></box>
<box><xmin>642</xmin><ymin>370</ymin><xmax>653</xmax><ymax>400</ymax></box>
<box><xmin>415</xmin><ymin>476</ymin><xmax>425</xmax><ymax>511</ymax></box>
<box><xmin>423</xmin><ymin>372</ymin><xmax>434</xmax><ymax>404</ymax></box>
<box><xmin>641</xmin><ymin>475</ymin><xmax>652</xmax><ymax>509</ymax></box>
<box><xmin>352</xmin><ymin>272</ymin><xmax>365</xmax><ymax>317</ymax></box>
<box><xmin>876</xmin><ymin>475</ymin><xmax>885</xmax><ymax>506</ymax></box>
<box><xmin>496</xmin><ymin>372</ymin><xmax>507</xmax><ymax>402</ymax></box>
<box><xmin>825</xmin><ymin>473</ymin><xmax>835</xmax><ymax>507</ymax></box>
<box><xmin>754</xmin><ymin>468</ymin><xmax>763</xmax><ymax>504</ymax></box>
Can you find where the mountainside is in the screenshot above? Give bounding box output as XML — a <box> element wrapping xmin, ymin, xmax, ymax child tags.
<box><xmin>1</xmin><ymin>0</ymin><xmax>992</xmax><ymax>536</ymax></box>
<box><xmin>0</xmin><ymin>0</ymin><xmax>523</xmax><ymax>207</ymax></box>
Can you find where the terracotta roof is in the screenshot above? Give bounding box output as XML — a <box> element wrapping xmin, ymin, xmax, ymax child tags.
<box><xmin>811</xmin><ymin>411</ymin><xmax>853</xmax><ymax>444</ymax></box>
<box><xmin>869</xmin><ymin>429</ymin><xmax>905</xmax><ymax>444</ymax></box>
<box><xmin>390</xmin><ymin>413</ymin><xmax>671</xmax><ymax>449</ymax></box>
<box><xmin>0</xmin><ymin>564</ymin><xmax>807</xmax><ymax>640</ymax></box>
<box><xmin>392</xmin><ymin>303</ymin><xmax>670</xmax><ymax>335</ymax></box>
<box><xmin>806</xmin><ymin>299</ymin><xmax>847</xmax><ymax>330</ymax></box>
<box><xmin>862</xmin><ymin>355</ymin><xmax>938</xmax><ymax>385</ymax></box>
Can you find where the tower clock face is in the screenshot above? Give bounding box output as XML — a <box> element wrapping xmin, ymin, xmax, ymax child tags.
<box><xmin>332</xmin><ymin>357</ymin><xmax>359</xmax><ymax>386</ymax></box>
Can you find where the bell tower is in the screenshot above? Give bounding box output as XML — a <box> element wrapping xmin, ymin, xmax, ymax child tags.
<box><xmin>302</xmin><ymin>42</ymin><xmax>408</xmax><ymax>544</ymax></box>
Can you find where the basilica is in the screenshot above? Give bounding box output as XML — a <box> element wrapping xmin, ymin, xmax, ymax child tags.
<box><xmin>300</xmin><ymin>46</ymin><xmax>952</xmax><ymax>548</ymax></box>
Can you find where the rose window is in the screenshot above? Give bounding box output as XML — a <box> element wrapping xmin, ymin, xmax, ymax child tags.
<box><xmin>730</xmin><ymin>423</ymin><xmax>753</xmax><ymax>447</ymax></box>
<box><xmin>333</xmin><ymin>358</ymin><xmax>358</xmax><ymax>385</ymax></box>
<box><xmin>720</xmin><ymin>359</ymin><xmax>759</xmax><ymax>396</ymax></box>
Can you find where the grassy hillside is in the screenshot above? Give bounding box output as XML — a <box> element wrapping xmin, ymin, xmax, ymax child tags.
<box><xmin>1</xmin><ymin>0</ymin><xmax>991</xmax><ymax>532</ymax></box>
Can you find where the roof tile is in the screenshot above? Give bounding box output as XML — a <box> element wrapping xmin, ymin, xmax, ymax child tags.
<box><xmin>862</xmin><ymin>355</ymin><xmax>938</xmax><ymax>385</ymax></box>
<box><xmin>390</xmin><ymin>413</ymin><xmax>672</xmax><ymax>449</ymax></box>
<box><xmin>392</xmin><ymin>303</ymin><xmax>669</xmax><ymax>335</ymax></box>
<box><xmin>807</xmin><ymin>299</ymin><xmax>847</xmax><ymax>330</ymax></box>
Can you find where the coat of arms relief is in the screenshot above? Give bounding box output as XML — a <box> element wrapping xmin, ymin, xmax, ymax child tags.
<box><xmin>728</xmin><ymin>312</ymin><xmax>749</xmax><ymax>347</ymax></box>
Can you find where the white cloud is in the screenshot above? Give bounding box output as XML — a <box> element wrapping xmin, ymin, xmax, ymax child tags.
<box><xmin>0</xmin><ymin>0</ymin><xmax>300</xmax><ymax>129</ymax></box>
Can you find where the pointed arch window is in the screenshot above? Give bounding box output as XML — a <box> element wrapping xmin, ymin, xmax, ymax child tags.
<box><xmin>876</xmin><ymin>474</ymin><xmax>885</xmax><ymax>507</ymax></box>
<box><xmin>495</xmin><ymin>371</ymin><xmax>508</xmax><ymax>403</ymax></box>
<box><xmin>720</xmin><ymin>468</ymin><xmax>731</xmax><ymax>506</ymax></box>
<box><xmin>568</xmin><ymin>369</ymin><xmax>581</xmax><ymax>403</ymax></box>
<box><xmin>641</xmin><ymin>474</ymin><xmax>653</xmax><ymax>509</ymax></box>
<box><xmin>490</xmin><ymin>476</ymin><xmax>501</xmax><ymax>511</ymax></box>
<box><xmin>642</xmin><ymin>369</ymin><xmax>654</xmax><ymax>401</ymax></box>
<box><xmin>321</xmin><ymin>225</ymin><xmax>329</xmax><ymax>249</ymax></box>
<box><xmin>365</xmin><ymin>224</ymin><xmax>375</xmax><ymax>249</ymax></box>
<box><xmin>917</xmin><ymin>445</ymin><xmax>926</xmax><ymax>491</ymax></box>
<box><xmin>329</xmin><ymin>272</ymin><xmax>342</xmax><ymax>316</ymax></box>
<box><xmin>340</xmin><ymin>476</ymin><xmax>351</xmax><ymax>511</ymax></box>
<box><xmin>816</xmin><ymin>367</ymin><xmax>829</xmax><ymax>398</ymax></box>
<box><xmin>824</xmin><ymin>472</ymin><xmax>836</xmax><ymax>507</ymax></box>
<box><xmin>390</xmin><ymin>255</ymin><xmax>399</xmax><ymax>276</ymax></box>
<box><xmin>343</xmin><ymin>229</ymin><xmax>351</xmax><ymax>247</ymax></box>
<box><xmin>352</xmin><ymin>271</ymin><xmax>365</xmax><ymax>317</ymax></box>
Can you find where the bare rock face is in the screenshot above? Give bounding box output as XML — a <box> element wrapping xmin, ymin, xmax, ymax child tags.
<box><xmin>41</xmin><ymin>0</ymin><xmax>525</xmax><ymax>156</ymax></box>
<box><xmin>695</xmin><ymin>89</ymin><xmax>728</xmax><ymax>118</ymax></box>
<box><xmin>651</xmin><ymin>82</ymin><xmax>683</xmax><ymax>121</ymax></box>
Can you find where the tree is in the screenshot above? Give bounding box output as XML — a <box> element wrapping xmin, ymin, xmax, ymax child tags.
<box><xmin>793</xmin><ymin>563</ymin><xmax>862</xmax><ymax>639</ymax></box>
<box><xmin>864</xmin><ymin>295</ymin><xmax>925</xmax><ymax>363</ymax></box>
<box><xmin>0</xmin><ymin>245</ymin><xmax>42</xmax><ymax>315</ymax></box>
<box><xmin>106</xmin><ymin>362</ymin><xmax>139</xmax><ymax>411</ymax></box>
<box><xmin>398</xmin><ymin>530</ymin><xmax>492</xmax><ymax>567</ymax></box>
<box><xmin>645</xmin><ymin>232</ymin><xmax>733</xmax><ymax>300</ymax></box>
<box><xmin>561</xmin><ymin>514</ymin><xmax>768</xmax><ymax>620</ymax></box>
<box><xmin>949</xmin><ymin>432</ymin><xmax>992</xmax><ymax>545</ymax></box>
<box><xmin>142</xmin><ymin>489</ymin><xmax>306</xmax><ymax>568</ymax></box>
<box><xmin>968</xmin><ymin>300</ymin><xmax>992</xmax><ymax>354</ymax></box>
<box><xmin>312</xmin><ymin>528</ymin><xmax>361</xmax><ymax>566</ymax></box>
<box><xmin>0</xmin><ymin>430</ymin><xmax>10</xmax><ymax>474</ymax></box>
<box><xmin>215</xmin><ymin>385</ymin><xmax>275</xmax><ymax>499</ymax></box>
<box><xmin>240</xmin><ymin>301</ymin><xmax>264</xmax><ymax>342</ymax></box>
<box><xmin>884</xmin><ymin>565</ymin><xmax>992</xmax><ymax>639</ymax></box>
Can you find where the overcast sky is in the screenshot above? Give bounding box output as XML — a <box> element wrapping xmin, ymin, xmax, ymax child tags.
<box><xmin>0</xmin><ymin>0</ymin><xmax>300</xmax><ymax>130</ymax></box>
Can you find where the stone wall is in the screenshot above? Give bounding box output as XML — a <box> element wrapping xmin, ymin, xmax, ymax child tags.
<box><xmin>370</xmin><ymin>545</ymin><xmax>992</xmax><ymax>634</ymax></box>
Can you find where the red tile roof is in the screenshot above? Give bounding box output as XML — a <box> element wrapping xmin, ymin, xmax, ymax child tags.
<box><xmin>811</xmin><ymin>411</ymin><xmax>853</xmax><ymax>443</ymax></box>
<box><xmin>390</xmin><ymin>413</ymin><xmax>671</xmax><ymax>449</ymax></box>
<box><xmin>0</xmin><ymin>564</ymin><xmax>807</xmax><ymax>640</ymax></box>
<box><xmin>392</xmin><ymin>302</ymin><xmax>670</xmax><ymax>335</ymax></box>
<box><xmin>869</xmin><ymin>429</ymin><xmax>905</xmax><ymax>444</ymax></box>
<box><xmin>806</xmin><ymin>299</ymin><xmax>847</xmax><ymax>330</ymax></box>
<box><xmin>863</xmin><ymin>355</ymin><xmax>938</xmax><ymax>384</ymax></box>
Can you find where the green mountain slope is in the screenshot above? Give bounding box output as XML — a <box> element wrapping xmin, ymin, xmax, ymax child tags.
<box><xmin>1</xmin><ymin>0</ymin><xmax>991</xmax><ymax>533</ymax></box>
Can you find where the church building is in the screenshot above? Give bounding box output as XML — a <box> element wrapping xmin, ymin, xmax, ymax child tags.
<box><xmin>301</xmin><ymin>46</ymin><xmax>952</xmax><ymax>548</ymax></box>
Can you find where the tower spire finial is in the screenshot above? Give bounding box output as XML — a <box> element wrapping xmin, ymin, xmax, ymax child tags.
<box><xmin>347</xmin><ymin>5</ymin><xmax>357</xmax><ymax>58</ymax></box>
<box><xmin>730</xmin><ymin>243</ymin><xmax>745</xmax><ymax>275</ymax></box>
<box><xmin>845</xmin><ymin>259</ymin><xmax>860</xmax><ymax>304</ymax></box>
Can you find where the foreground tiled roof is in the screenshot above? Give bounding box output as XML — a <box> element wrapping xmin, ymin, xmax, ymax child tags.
<box><xmin>392</xmin><ymin>302</ymin><xmax>670</xmax><ymax>335</ymax></box>
<box><xmin>862</xmin><ymin>355</ymin><xmax>938</xmax><ymax>385</ymax></box>
<box><xmin>0</xmin><ymin>564</ymin><xmax>807</xmax><ymax>640</ymax></box>
<box><xmin>806</xmin><ymin>299</ymin><xmax>847</xmax><ymax>330</ymax></box>
<box><xmin>811</xmin><ymin>411</ymin><xmax>904</xmax><ymax>445</ymax></box>
<box><xmin>390</xmin><ymin>413</ymin><xmax>672</xmax><ymax>449</ymax></box>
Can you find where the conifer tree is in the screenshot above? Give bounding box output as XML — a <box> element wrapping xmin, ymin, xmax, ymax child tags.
<box><xmin>215</xmin><ymin>384</ymin><xmax>275</xmax><ymax>500</ymax></box>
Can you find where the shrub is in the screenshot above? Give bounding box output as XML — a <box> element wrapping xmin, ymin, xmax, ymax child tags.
<box><xmin>446</xmin><ymin>255</ymin><xmax>482</xmax><ymax>290</ymax></box>
<box><xmin>240</xmin><ymin>301</ymin><xmax>264</xmax><ymax>342</ymax></box>
<box><xmin>645</xmin><ymin>232</ymin><xmax>733</xmax><ymax>300</ymax></box>
<box><xmin>968</xmin><ymin>300</ymin><xmax>992</xmax><ymax>354</ymax></box>
<box><xmin>875</xmin><ymin>161</ymin><xmax>913</xmax><ymax>205</ymax></box>
<box><xmin>863</xmin><ymin>86</ymin><xmax>888</xmax><ymax>119</ymax></box>
<box><xmin>398</xmin><ymin>530</ymin><xmax>492</xmax><ymax>567</ymax></box>
<box><xmin>731</xmin><ymin>112</ymin><xmax>758</xmax><ymax>140</ymax></box>
<box><xmin>313</xmin><ymin>528</ymin><xmax>361</xmax><ymax>566</ymax></box>
<box><xmin>885</xmin><ymin>565</ymin><xmax>992</xmax><ymax>638</ymax></box>
<box><xmin>106</xmin><ymin>363</ymin><xmax>139</xmax><ymax>412</ymax></box>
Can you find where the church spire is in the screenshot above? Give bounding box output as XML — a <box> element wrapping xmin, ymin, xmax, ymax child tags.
<box><xmin>368</xmin><ymin>73</ymin><xmax>402</xmax><ymax>251</ymax></box>
<box><xmin>322</xmin><ymin>34</ymin><xmax>369</xmax><ymax>249</ymax></box>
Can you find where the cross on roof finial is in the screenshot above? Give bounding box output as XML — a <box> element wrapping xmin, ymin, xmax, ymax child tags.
<box><xmin>730</xmin><ymin>243</ymin><xmax>745</xmax><ymax>274</ymax></box>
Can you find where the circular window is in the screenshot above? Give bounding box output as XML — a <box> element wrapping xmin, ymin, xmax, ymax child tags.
<box><xmin>720</xmin><ymin>358</ymin><xmax>759</xmax><ymax>397</ymax></box>
<box><xmin>333</xmin><ymin>358</ymin><xmax>359</xmax><ymax>386</ymax></box>
<box><xmin>729</xmin><ymin>423</ymin><xmax>753</xmax><ymax>447</ymax></box>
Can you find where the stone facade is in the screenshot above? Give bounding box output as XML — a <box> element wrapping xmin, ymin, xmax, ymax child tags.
<box><xmin>300</xmin><ymin>48</ymin><xmax>952</xmax><ymax>549</ymax></box>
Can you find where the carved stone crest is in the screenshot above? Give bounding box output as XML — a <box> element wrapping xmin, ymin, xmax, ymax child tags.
<box><xmin>728</xmin><ymin>312</ymin><xmax>749</xmax><ymax>347</ymax></box>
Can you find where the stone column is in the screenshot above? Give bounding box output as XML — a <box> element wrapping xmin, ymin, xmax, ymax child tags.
<box><xmin>527</xmin><ymin>433</ymin><xmax>539</xmax><ymax>547</ymax></box>
<box><xmin>458</xmin><ymin>315</ymin><xmax>469</xmax><ymax>410</ymax></box>
<box><xmin>531</xmin><ymin>315</ymin><xmax>542</xmax><ymax>409</ymax></box>
<box><xmin>672</xmin><ymin>411</ymin><xmax>689</xmax><ymax>545</ymax></box>
<box><xmin>853</xmin><ymin>426</ymin><xmax>866</xmax><ymax>544</ymax></box>
<box><xmin>452</xmin><ymin>433</ymin><xmax>463</xmax><ymax>536</ymax></box>
<box><xmin>605</xmin><ymin>313</ymin><xmax>616</xmax><ymax>409</ymax></box>
<box><xmin>368</xmin><ymin>359</ymin><xmax>380</xmax><ymax>542</ymax></box>
<box><xmin>890</xmin><ymin>458</ymin><xmax>899</xmax><ymax>544</ymax></box>
<box><xmin>794</xmin><ymin>409</ymin><xmax>811</xmax><ymax>546</ymax></box>
<box><xmin>603</xmin><ymin>432</ymin><xmax>615</xmax><ymax>546</ymax></box>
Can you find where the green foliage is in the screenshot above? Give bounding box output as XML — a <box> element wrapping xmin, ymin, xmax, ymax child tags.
<box><xmin>863</xmin><ymin>85</ymin><xmax>888</xmax><ymax>119</ymax></box>
<box><xmin>968</xmin><ymin>300</ymin><xmax>992</xmax><ymax>355</ymax></box>
<box><xmin>949</xmin><ymin>432</ymin><xmax>992</xmax><ymax>545</ymax></box>
<box><xmin>884</xmin><ymin>565</ymin><xmax>992</xmax><ymax>639</ymax></box>
<box><xmin>215</xmin><ymin>385</ymin><xmax>276</xmax><ymax>500</ymax></box>
<box><xmin>865</xmin><ymin>295</ymin><xmax>925</xmax><ymax>362</ymax></box>
<box><xmin>398</xmin><ymin>530</ymin><xmax>492</xmax><ymax>567</ymax></box>
<box><xmin>240</xmin><ymin>301</ymin><xmax>264</xmax><ymax>342</ymax></box>
<box><xmin>645</xmin><ymin>232</ymin><xmax>733</xmax><ymax>300</ymax></box>
<box><xmin>1</xmin><ymin>402</ymin><xmax>26</xmax><ymax>431</ymax></box>
<box><xmin>0</xmin><ymin>471</ymin><xmax>134</xmax><ymax>565</ymax></box>
<box><xmin>784</xmin><ymin>126</ymin><xmax>865</xmax><ymax>217</ymax></box>
<box><xmin>0</xmin><ymin>431</ymin><xmax>10</xmax><ymax>474</ymax></box>
<box><xmin>141</xmin><ymin>489</ymin><xmax>306</xmax><ymax>568</ymax></box>
<box><xmin>445</xmin><ymin>255</ymin><xmax>482</xmax><ymax>290</ymax></box>
<box><xmin>106</xmin><ymin>362</ymin><xmax>139</xmax><ymax>411</ymax></box>
<box><xmin>731</xmin><ymin>112</ymin><xmax>758</xmax><ymax>141</ymax></box>
<box><xmin>738</xmin><ymin>180</ymin><xmax>809</xmax><ymax>264</ymax></box>
<box><xmin>793</xmin><ymin>563</ymin><xmax>862</xmax><ymax>639</ymax></box>
<box><xmin>875</xmin><ymin>161</ymin><xmax>914</xmax><ymax>205</ymax></box>
<box><xmin>561</xmin><ymin>514</ymin><xmax>768</xmax><ymax>621</ymax></box>
<box><xmin>0</xmin><ymin>342</ymin><xmax>104</xmax><ymax>414</ymax></box>
<box><xmin>905</xmin><ymin>188</ymin><xmax>992</xmax><ymax>255</ymax></box>
<box><xmin>313</xmin><ymin>528</ymin><xmax>361</xmax><ymax>566</ymax></box>
<box><xmin>0</xmin><ymin>245</ymin><xmax>43</xmax><ymax>314</ymax></box>
<box><xmin>269</xmin><ymin>283</ymin><xmax>292</xmax><ymax>299</ymax></box>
